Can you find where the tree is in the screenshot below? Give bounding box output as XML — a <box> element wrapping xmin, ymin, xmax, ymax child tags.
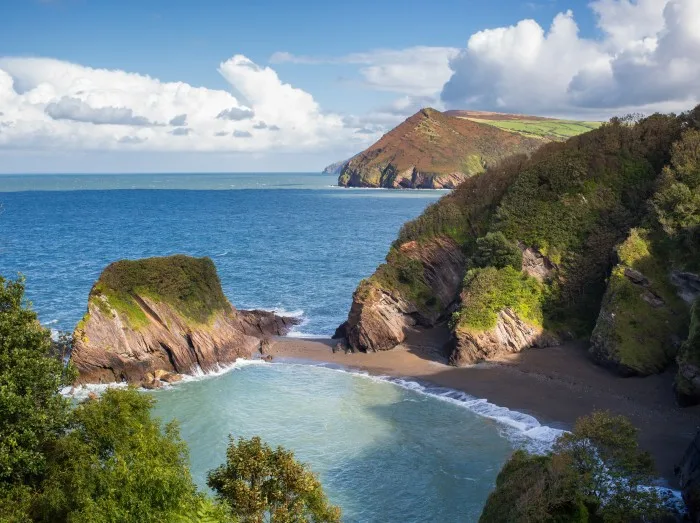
<box><xmin>554</xmin><ymin>411</ymin><xmax>664</xmax><ymax>521</ymax></box>
<box><xmin>480</xmin><ymin>412</ymin><xmax>673</xmax><ymax>522</ymax></box>
<box><xmin>33</xmin><ymin>388</ymin><xmax>209</xmax><ymax>523</ymax></box>
<box><xmin>207</xmin><ymin>436</ymin><xmax>341</xmax><ymax>523</ymax></box>
<box><xmin>474</xmin><ymin>232</ymin><xmax>523</xmax><ymax>270</ymax></box>
<box><xmin>0</xmin><ymin>276</ymin><xmax>75</xmax><ymax>518</ymax></box>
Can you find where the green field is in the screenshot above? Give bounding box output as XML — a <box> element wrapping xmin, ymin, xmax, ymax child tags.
<box><xmin>466</xmin><ymin>118</ymin><xmax>602</xmax><ymax>141</ymax></box>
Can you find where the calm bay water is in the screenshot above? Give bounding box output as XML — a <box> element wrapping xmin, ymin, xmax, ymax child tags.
<box><xmin>0</xmin><ymin>173</ymin><xmax>535</xmax><ymax>521</ymax></box>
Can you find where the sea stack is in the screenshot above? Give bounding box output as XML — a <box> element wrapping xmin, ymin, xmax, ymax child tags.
<box><xmin>71</xmin><ymin>255</ymin><xmax>298</xmax><ymax>385</ymax></box>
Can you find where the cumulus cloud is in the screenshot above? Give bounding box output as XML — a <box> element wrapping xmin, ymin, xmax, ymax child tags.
<box><xmin>233</xmin><ymin>130</ymin><xmax>252</xmax><ymax>138</ymax></box>
<box><xmin>253</xmin><ymin>121</ymin><xmax>267</xmax><ymax>129</ymax></box>
<box><xmin>216</xmin><ymin>107</ymin><xmax>254</xmax><ymax>120</ymax></box>
<box><xmin>441</xmin><ymin>0</ymin><xmax>700</xmax><ymax>116</ymax></box>
<box><xmin>0</xmin><ymin>55</ymin><xmax>372</xmax><ymax>154</ymax></box>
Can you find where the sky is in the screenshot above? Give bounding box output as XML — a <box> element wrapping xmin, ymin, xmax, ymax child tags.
<box><xmin>0</xmin><ymin>0</ymin><xmax>698</xmax><ymax>173</ymax></box>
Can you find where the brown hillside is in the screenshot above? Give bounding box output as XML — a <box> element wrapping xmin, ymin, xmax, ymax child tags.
<box><xmin>338</xmin><ymin>108</ymin><xmax>543</xmax><ymax>189</ymax></box>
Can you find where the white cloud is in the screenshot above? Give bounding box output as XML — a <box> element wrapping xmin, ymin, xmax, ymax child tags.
<box><xmin>441</xmin><ymin>0</ymin><xmax>700</xmax><ymax>116</ymax></box>
<box><xmin>0</xmin><ymin>55</ymin><xmax>372</xmax><ymax>154</ymax></box>
<box><xmin>270</xmin><ymin>46</ymin><xmax>459</xmax><ymax>97</ymax></box>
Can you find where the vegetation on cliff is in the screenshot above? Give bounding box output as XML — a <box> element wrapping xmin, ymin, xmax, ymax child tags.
<box><xmin>343</xmin><ymin>104</ymin><xmax>700</xmax><ymax>374</ymax></box>
<box><xmin>479</xmin><ymin>412</ymin><xmax>672</xmax><ymax>522</ymax></box>
<box><xmin>0</xmin><ymin>275</ymin><xmax>338</xmax><ymax>522</ymax></box>
<box><xmin>338</xmin><ymin>108</ymin><xmax>543</xmax><ymax>189</ymax></box>
<box><xmin>87</xmin><ymin>255</ymin><xmax>229</xmax><ymax>329</ymax></box>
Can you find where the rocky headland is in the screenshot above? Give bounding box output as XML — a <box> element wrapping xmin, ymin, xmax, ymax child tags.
<box><xmin>70</xmin><ymin>255</ymin><xmax>298</xmax><ymax>386</ymax></box>
<box><xmin>337</xmin><ymin>108</ymin><xmax>544</xmax><ymax>189</ymax></box>
<box><xmin>336</xmin><ymin>106</ymin><xmax>700</xmax><ymax>405</ymax></box>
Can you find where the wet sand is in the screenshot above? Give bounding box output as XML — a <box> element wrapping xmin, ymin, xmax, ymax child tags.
<box><xmin>266</xmin><ymin>331</ymin><xmax>700</xmax><ymax>485</ymax></box>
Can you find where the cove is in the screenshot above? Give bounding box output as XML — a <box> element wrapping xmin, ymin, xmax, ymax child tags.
<box><xmin>151</xmin><ymin>361</ymin><xmax>516</xmax><ymax>522</ymax></box>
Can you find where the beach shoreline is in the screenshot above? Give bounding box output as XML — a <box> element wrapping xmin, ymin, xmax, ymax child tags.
<box><xmin>267</xmin><ymin>332</ymin><xmax>700</xmax><ymax>486</ymax></box>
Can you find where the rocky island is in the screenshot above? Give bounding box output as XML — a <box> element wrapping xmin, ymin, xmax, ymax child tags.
<box><xmin>70</xmin><ymin>255</ymin><xmax>298</xmax><ymax>386</ymax></box>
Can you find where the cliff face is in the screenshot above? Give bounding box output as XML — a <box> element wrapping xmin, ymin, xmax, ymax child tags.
<box><xmin>336</xmin><ymin>236</ymin><xmax>466</xmax><ymax>351</ymax></box>
<box><xmin>339</xmin><ymin>106</ymin><xmax>700</xmax><ymax>381</ymax></box>
<box><xmin>589</xmin><ymin>229</ymin><xmax>689</xmax><ymax>376</ymax></box>
<box><xmin>338</xmin><ymin>108</ymin><xmax>543</xmax><ymax>189</ymax></box>
<box><xmin>71</xmin><ymin>256</ymin><xmax>297</xmax><ymax>385</ymax></box>
<box><xmin>677</xmin><ymin>431</ymin><xmax>700</xmax><ymax>522</ymax></box>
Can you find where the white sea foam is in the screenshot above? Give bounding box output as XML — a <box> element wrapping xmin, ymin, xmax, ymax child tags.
<box><xmin>286</xmin><ymin>331</ymin><xmax>328</xmax><ymax>339</ymax></box>
<box><xmin>61</xmin><ymin>381</ymin><xmax>128</xmax><ymax>401</ymax></box>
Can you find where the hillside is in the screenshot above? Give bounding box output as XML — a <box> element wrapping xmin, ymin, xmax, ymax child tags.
<box><xmin>444</xmin><ymin>109</ymin><xmax>602</xmax><ymax>141</ymax></box>
<box><xmin>336</xmin><ymin>107</ymin><xmax>700</xmax><ymax>403</ymax></box>
<box><xmin>338</xmin><ymin>108</ymin><xmax>544</xmax><ymax>189</ymax></box>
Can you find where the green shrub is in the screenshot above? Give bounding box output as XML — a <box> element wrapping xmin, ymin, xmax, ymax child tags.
<box><xmin>90</xmin><ymin>255</ymin><xmax>230</xmax><ymax>328</ymax></box>
<box><xmin>473</xmin><ymin>232</ymin><xmax>522</xmax><ymax>270</ymax></box>
<box><xmin>480</xmin><ymin>412</ymin><xmax>673</xmax><ymax>522</ymax></box>
<box><xmin>455</xmin><ymin>266</ymin><xmax>544</xmax><ymax>333</ymax></box>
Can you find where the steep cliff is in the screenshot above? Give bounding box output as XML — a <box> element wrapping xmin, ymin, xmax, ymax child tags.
<box><xmin>590</xmin><ymin>229</ymin><xmax>688</xmax><ymax>376</ymax></box>
<box><xmin>71</xmin><ymin>255</ymin><xmax>297</xmax><ymax>385</ymax></box>
<box><xmin>338</xmin><ymin>108</ymin><xmax>543</xmax><ymax>189</ymax></box>
<box><xmin>339</xmin><ymin>106</ymin><xmax>700</xmax><ymax>375</ymax></box>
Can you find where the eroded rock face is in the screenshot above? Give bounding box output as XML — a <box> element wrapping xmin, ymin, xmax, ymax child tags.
<box><xmin>677</xmin><ymin>432</ymin><xmax>700</xmax><ymax>522</ymax></box>
<box><xmin>71</xmin><ymin>259</ymin><xmax>298</xmax><ymax>384</ymax></box>
<box><xmin>339</xmin><ymin>236</ymin><xmax>466</xmax><ymax>352</ymax></box>
<box><xmin>449</xmin><ymin>308</ymin><xmax>558</xmax><ymax>366</ymax></box>
<box><xmin>520</xmin><ymin>244</ymin><xmax>557</xmax><ymax>282</ymax></box>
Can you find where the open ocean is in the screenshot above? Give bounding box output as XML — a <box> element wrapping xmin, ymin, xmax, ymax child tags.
<box><xmin>0</xmin><ymin>173</ymin><xmax>559</xmax><ymax>522</ymax></box>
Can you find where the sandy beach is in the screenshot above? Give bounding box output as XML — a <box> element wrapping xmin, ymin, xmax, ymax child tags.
<box><xmin>266</xmin><ymin>330</ymin><xmax>700</xmax><ymax>485</ymax></box>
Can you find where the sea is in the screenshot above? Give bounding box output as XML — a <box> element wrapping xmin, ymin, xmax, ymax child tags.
<box><xmin>0</xmin><ymin>172</ymin><xmax>561</xmax><ymax>522</ymax></box>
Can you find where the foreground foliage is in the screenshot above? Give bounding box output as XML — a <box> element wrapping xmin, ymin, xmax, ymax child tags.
<box><xmin>0</xmin><ymin>276</ymin><xmax>75</xmax><ymax>519</ymax></box>
<box><xmin>208</xmin><ymin>436</ymin><xmax>341</xmax><ymax>523</ymax></box>
<box><xmin>479</xmin><ymin>412</ymin><xmax>672</xmax><ymax>523</ymax></box>
<box><xmin>0</xmin><ymin>276</ymin><xmax>338</xmax><ymax>522</ymax></box>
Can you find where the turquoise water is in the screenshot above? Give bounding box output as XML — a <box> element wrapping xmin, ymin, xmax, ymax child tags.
<box><xmin>1</xmin><ymin>173</ymin><xmax>545</xmax><ymax>521</ymax></box>
<box><xmin>151</xmin><ymin>361</ymin><xmax>516</xmax><ymax>522</ymax></box>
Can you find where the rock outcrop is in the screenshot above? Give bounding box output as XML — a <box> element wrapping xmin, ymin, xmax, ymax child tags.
<box><xmin>337</xmin><ymin>236</ymin><xmax>466</xmax><ymax>352</ymax></box>
<box><xmin>70</xmin><ymin>256</ymin><xmax>298</xmax><ymax>384</ymax></box>
<box><xmin>676</xmin><ymin>297</ymin><xmax>700</xmax><ymax>405</ymax></box>
<box><xmin>450</xmin><ymin>308</ymin><xmax>558</xmax><ymax>366</ymax></box>
<box><xmin>589</xmin><ymin>229</ymin><xmax>688</xmax><ymax>377</ymax></box>
<box><xmin>338</xmin><ymin>108</ymin><xmax>543</xmax><ymax>189</ymax></box>
<box><xmin>677</xmin><ymin>431</ymin><xmax>700</xmax><ymax>522</ymax></box>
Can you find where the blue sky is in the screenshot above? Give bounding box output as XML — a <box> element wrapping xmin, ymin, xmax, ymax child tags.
<box><xmin>0</xmin><ymin>0</ymin><xmax>698</xmax><ymax>173</ymax></box>
<box><xmin>2</xmin><ymin>0</ymin><xmax>597</xmax><ymax>114</ymax></box>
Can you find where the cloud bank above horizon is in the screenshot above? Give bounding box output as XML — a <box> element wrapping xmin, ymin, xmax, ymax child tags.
<box><xmin>0</xmin><ymin>0</ymin><xmax>698</xmax><ymax>170</ymax></box>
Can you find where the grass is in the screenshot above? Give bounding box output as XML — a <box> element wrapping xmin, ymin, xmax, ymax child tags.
<box><xmin>466</xmin><ymin>118</ymin><xmax>602</xmax><ymax>141</ymax></box>
<box><xmin>87</xmin><ymin>255</ymin><xmax>229</xmax><ymax>329</ymax></box>
<box><xmin>454</xmin><ymin>266</ymin><xmax>545</xmax><ymax>333</ymax></box>
<box><xmin>593</xmin><ymin>229</ymin><xmax>688</xmax><ymax>374</ymax></box>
